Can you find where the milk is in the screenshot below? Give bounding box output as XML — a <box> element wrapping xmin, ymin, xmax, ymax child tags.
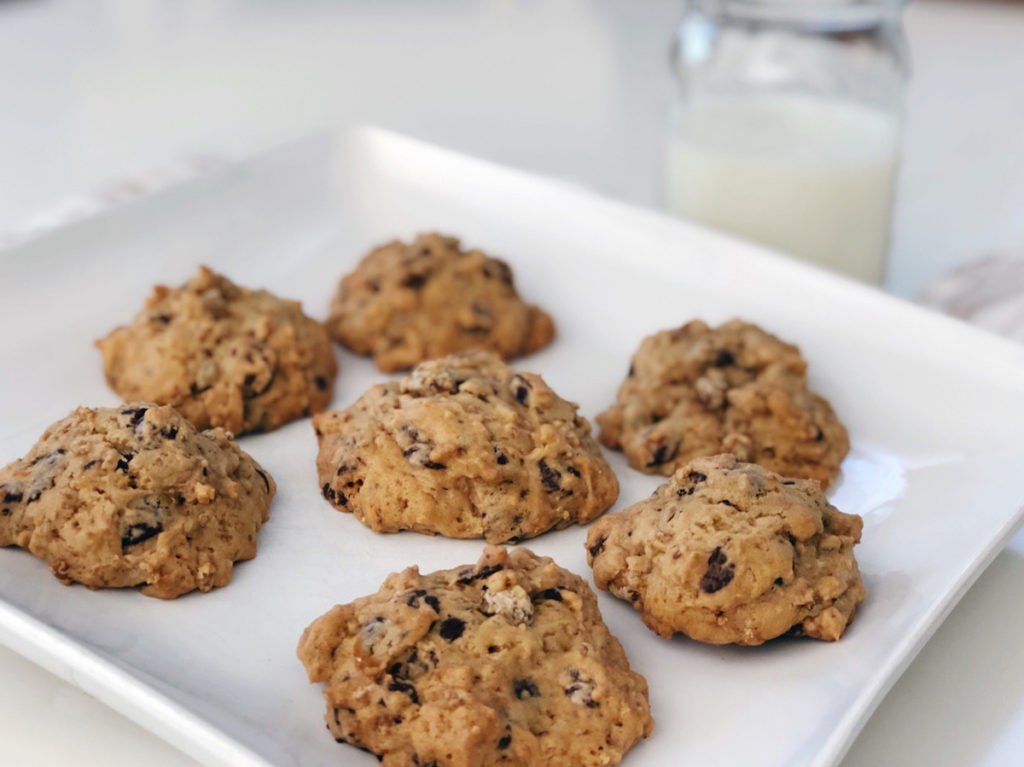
<box><xmin>666</xmin><ymin>95</ymin><xmax>900</xmax><ymax>283</ymax></box>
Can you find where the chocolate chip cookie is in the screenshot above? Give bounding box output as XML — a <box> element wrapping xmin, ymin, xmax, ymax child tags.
<box><xmin>297</xmin><ymin>545</ymin><xmax>653</xmax><ymax>766</ymax></box>
<box><xmin>0</xmin><ymin>404</ymin><xmax>275</xmax><ymax>599</ymax></box>
<box><xmin>597</xmin><ymin>319</ymin><xmax>849</xmax><ymax>487</ymax></box>
<box><xmin>313</xmin><ymin>351</ymin><xmax>618</xmax><ymax>542</ymax></box>
<box><xmin>327</xmin><ymin>233</ymin><xmax>555</xmax><ymax>372</ymax></box>
<box><xmin>97</xmin><ymin>266</ymin><xmax>337</xmax><ymax>435</ymax></box>
<box><xmin>586</xmin><ymin>454</ymin><xmax>866</xmax><ymax>646</ymax></box>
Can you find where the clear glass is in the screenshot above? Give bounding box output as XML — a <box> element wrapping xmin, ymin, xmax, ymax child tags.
<box><xmin>666</xmin><ymin>0</ymin><xmax>909</xmax><ymax>283</ymax></box>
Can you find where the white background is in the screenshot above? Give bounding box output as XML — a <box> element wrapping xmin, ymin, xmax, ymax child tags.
<box><xmin>1</xmin><ymin>1</ymin><xmax>1023</xmax><ymax>765</ymax></box>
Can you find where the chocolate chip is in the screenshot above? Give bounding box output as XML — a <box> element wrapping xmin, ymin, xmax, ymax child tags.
<box><xmin>563</xmin><ymin>668</ymin><xmax>598</xmax><ymax>708</ymax></box>
<box><xmin>438</xmin><ymin>617</ymin><xmax>466</xmax><ymax>641</ymax></box>
<box><xmin>161</xmin><ymin>425</ymin><xmax>178</xmax><ymax>440</ymax></box>
<box><xmin>532</xmin><ymin>588</ymin><xmax>563</xmax><ymax>602</ymax></box>
<box><xmin>497</xmin><ymin>734</ymin><xmax>512</xmax><ymax>750</ymax></box>
<box><xmin>420</xmin><ymin>460</ymin><xmax>446</xmax><ymax>470</ymax></box>
<box><xmin>153</xmin><ymin>313</ymin><xmax>173</xmax><ymax>323</ymax></box>
<box><xmin>781</xmin><ymin>479</ymin><xmax>797</xmax><ymax>486</ymax></box>
<box><xmin>628</xmin><ymin>363</ymin><xmax>636</xmax><ymax>377</ymax></box>
<box><xmin>405</xmin><ymin>590</ymin><xmax>440</xmax><ymax>613</ymax></box>
<box><xmin>387</xmin><ymin>680</ymin><xmax>420</xmax><ymax>705</ymax></box>
<box><xmin>588</xmin><ymin>536</ymin><xmax>606</xmax><ymax>558</ymax></box>
<box><xmin>314</xmin><ymin>375</ymin><xmax>329</xmax><ymax>391</ymax></box>
<box><xmin>255</xmin><ymin>468</ymin><xmax>270</xmax><ymax>492</ymax></box>
<box><xmin>121</xmin><ymin>522</ymin><xmax>162</xmax><ymax>548</ymax></box>
<box><xmin>322</xmin><ymin>483</ymin><xmax>337</xmax><ymax>502</ymax></box>
<box><xmin>538</xmin><ymin>459</ymin><xmax>561</xmax><ymax>492</ymax></box>
<box><xmin>510</xmin><ymin>375</ymin><xmax>531</xmax><ymax>405</ymax></box>
<box><xmin>814</xmin><ymin>426</ymin><xmax>825</xmax><ymax>442</ymax></box>
<box><xmin>483</xmin><ymin>259</ymin><xmax>513</xmax><ymax>285</ymax></box>
<box><xmin>566</xmin><ymin>466</ymin><xmax>581</xmax><ymax>478</ymax></box>
<box><xmin>487</xmin><ymin>645</ymin><xmax>499</xmax><ymax>654</ymax></box>
<box><xmin>514</xmin><ymin>679</ymin><xmax>540</xmax><ymax>699</ymax></box>
<box><xmin>115</xmin><ymin>453</ymin><xmax>133</xmax><ymax>473</ymax></box>
<box><xmin>646</xmin><ymin>442</ymin><xmax>679</xmax><ymax>468</ymax></box>
<box><xmin>83</xmin><ymin>460</ymin><xmax>99</xmax><ymax>470</ymax></box>
<box><xmin>402</xmin><ymin>273</ymin><xmax>428</xmax><ymax>289</ymax></box>
<box><xmin>774</xmin><ymin>577</ymin><xmax>784</xmax><ymax>587</ymax></box>
<box><xmin>718</xmin><ymin>499</ymin><xmax>739</xmax><ymax>510</ymax></box>
<box><xmin>456</xmin><ymin>564</ymin><xmax>503</xmax><ymax>585</ymax></box>
<box><xmin>190</xmin><ymin>383</ymin><xmax>209</xmax><ymax>396</ymax></box>
<box><xmin>121</xmin><ymin>407</ymin><xmax>148</xmax><ymax>427</ymax></box>
<box><xmin>1</xmin><ymin>508</ymin><xmax>9</xmax><ymax>516</ymax></box>
<box><xmin>2</xmin><ymin>490</ymin><xmax>22</xmax><ymax>504</ymax></box>
<box><xmin>687</xmin><ymin>470</ymin><xmax>707</xmax><ymax>483</ymax></box>
<box><xmin>495</xmin><ymin>451</ymin><xmax>509</xmax><ymax>466</ymax></box>
<box><xmin>700</xmin><ymin>547</ymin><xmax>735</xmax><ymax>593</ymax></box>
<box><xmin>714</xmin><ymin>350</ymin><xmax>735</xmax><ymax>367</ymax></box>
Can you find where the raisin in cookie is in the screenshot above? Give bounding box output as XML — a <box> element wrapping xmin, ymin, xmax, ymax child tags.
<box><xmin>586</xmin><ymin>454</ymin><xmax>865</xmax><ymax>646</ymax></box>
<box><xmin>297</xmin><ymin>545</ymin><xmax>653</xmax><ymax>766</ymax></box>
<box><xmin>327</xmin><ymin>233</ymin><xmax>555</xmax><ymax>372</ymax></box>
<box><xmin>314</xmin><ymin>351</ymin><xmax>618</xmax><ymax>542</ymax></box>
<box><xmin>597</xmin><ymin>319</ymin><xmax>849</xmax><ymax>487</ymax></box>
<box><xmin>97</xmin><ymin>266</ymin><xmax>337</xmax><ymax>435</ymax></box>
<box><xmin>0</xmin><ymin>404</ymin><xmax>275</xmax><ymax>599</ymax></box>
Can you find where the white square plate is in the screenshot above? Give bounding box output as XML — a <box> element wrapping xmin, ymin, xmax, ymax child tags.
<box><xmin>2</xmin><ymin>129</ymin><xmax>1024</xmax><ymax>767</ymax></box>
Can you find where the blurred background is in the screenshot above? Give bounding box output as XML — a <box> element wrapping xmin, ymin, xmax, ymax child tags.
<box><xmin>2</xmin><ymin>1</ymin><xmax>1024</xmax><ymax>765</ymax></box>
<box><xmin>1</xmin><ymin>0</ymin><xmax>1022</xmax><ymax>299</ymax></box>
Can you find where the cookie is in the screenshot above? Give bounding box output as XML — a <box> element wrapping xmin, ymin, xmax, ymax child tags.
<box><xmin>314</xmin><ymin>351</ymin><xmax>618</xmax><ymax>542</ymax></box>
<box><xmin>327</xmin><ymin>233</ymin><xmax>555</xmax><ymax>372</ymax></box>
<box><xmin>586</xmin><ymin>454</ymin><xmax>865</xmax><ymax>646</ymax></box>
<box><xmin>597</xmin><ymin>319</ymin><xmax>849</xmax><ymax>487</ymax></box>
<box><xmin>97</xmin><ymin>266</ymin><xmax>337</xmax><ymax>435</ymax></box>
<box><xmin>0</xmin><ymin>404</ymin><xmax>275</xmax><ymax>599</ymax></box>
<box><xmin>297</xmin><ymin>545</ymin><xmax>653</xmax><ymax>766</ymax></box>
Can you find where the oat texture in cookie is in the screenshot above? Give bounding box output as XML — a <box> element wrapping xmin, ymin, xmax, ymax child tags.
<box><xmin>297</xmin><ymin>545</ymin><xmax>654</xmax><ymax>766</ymax></box>
<box><xmin>327</xmin><ymin>232</ymin><xmax>555</xmax><ymax>372</ymax></box>
<box><xmin>597</xmin><ymin>319</ymin><xmax>849</xmax><ymax>487</ymax></box>
<box><xmin>0</xmin><ymin>404</ymin><xmax>275</xmax><ymax>598</ymax></box>
<box><xmin>313</xmin><ymin>351</ymin><xmax>618</xmax><ymax>542</ymax></box>
<box><xmin>97</xmin><ymin>266</ymin><xmax>337</xmax><ymax>435</ymax></box>
<box><xmin>587</xmin><ymin>454</ymin><xmax>865</xmax><ymax>646</ymax></box>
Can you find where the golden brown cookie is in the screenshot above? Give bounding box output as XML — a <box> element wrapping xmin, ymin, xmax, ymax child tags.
<box><xmin>297</xmin><ymin>545</ymin><xmax>653</xmax><ymax>766</ymax></box>
<box><xmin>97</xmin><ymin>266</ymin><xmax>337</xmax><ymax>435</ymax></box>
<box><xmin>327</xmin><ymin>233</ymin><xmax>555</xmax><ymax>372</ymax></box>
<box><xmin>597</xmin><ymin>319</ymin><xmax>849</xmax><ymax>487</ymax></box>
<box><xmin>586</xmin><ymin>454</ymin><xmax>865</xmax><ymax>646</ymax></box>
<box><xmin>0</xmin><ymin>404</ymin><xmax>275</xmax><ymax>599</ymax></box>
<box><xmin>313</xmin><ymin>351</ymin><xmax>618</xmax><ymax>543</ymax></box>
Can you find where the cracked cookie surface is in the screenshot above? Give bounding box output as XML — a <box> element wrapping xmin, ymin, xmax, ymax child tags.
<box><xmin>597</xmin><ymin>319</ymin><xmax>849</xmax><ymax>487</ymax></box>
<box><xmin>586</xmin><ymin>454</ymin><xmax>865</xmax><ymax>646</ymax></box>
<box><xmin>297</xmin><ymin>545</ymin><xmax>653</xmax><ymax>766</ymax></box>
<box><xmin>313</xmin><ymin>351</ymin><xmax>618</xmax><ymax>543</ymax></box>
<box><xmin>0</xmin><ymin>404</ymin><xmax>275</xmax><ymax>598</ymax></box>
<box><xmin>97</xmin><ymin>266</ymin><xmax>337</xmax><ymax>435</ymax></box>
<box><xmin>327</xmin><ymin>233</ymin><xmax>555</xmax><ymax>372</ymax></box>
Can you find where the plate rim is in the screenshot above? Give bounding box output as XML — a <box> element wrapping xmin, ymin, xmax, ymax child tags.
<box><xmin>2</xmin><ymin>124</ymin><xmax>1024</xmax><ymax>767</ymax></box>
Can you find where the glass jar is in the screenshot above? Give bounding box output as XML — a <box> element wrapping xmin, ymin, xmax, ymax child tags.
<box><xmin>666</xmin><ymin>0</ymin><xmax>909</xmax><ymax>284</ymax></box>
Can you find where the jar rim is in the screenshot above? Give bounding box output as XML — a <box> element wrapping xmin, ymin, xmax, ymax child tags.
<box><xmin>691</xmin><ymin>0</ymin><xmax>904</xmax><ymax>29</ymax></box>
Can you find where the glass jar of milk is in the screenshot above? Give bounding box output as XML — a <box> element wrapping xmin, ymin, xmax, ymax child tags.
<box><xmin>666</xmin><ymin>0</ymin><xmax>908</xmax><ymax>283</ymax></box>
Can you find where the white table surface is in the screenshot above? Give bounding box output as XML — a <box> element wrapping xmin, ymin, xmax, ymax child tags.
<box><xmin>1</xmin><ymin>1</ymin><xmax>1023</xmax><ymax>765</ymax></box>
